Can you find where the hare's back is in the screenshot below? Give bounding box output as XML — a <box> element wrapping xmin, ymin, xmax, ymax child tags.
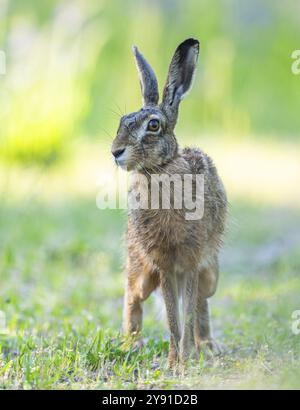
<box><xmin>182</xmin><ymin>147</ymin><xmax>225</xmax><ymax>190</ymax></box>
<box><xmin>182</xmin><ymin>146</ymin><xmax>227</xmax><ymax>227</ymax></box>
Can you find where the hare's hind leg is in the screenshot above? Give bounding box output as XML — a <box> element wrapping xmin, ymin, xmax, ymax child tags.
<box><xmin>193</xmin><ymin>299</ymin><xmax>221</xmax><ymax>354</ymax></box>
<box><xmin>194</xmin><ymin>257</ymin><xmax>222</xmax><ymax>355</ymax></box>
<box><xmin>123</xmin><ymin>264</ymin><xmax>159</xmax><ymax>335</ymax></box>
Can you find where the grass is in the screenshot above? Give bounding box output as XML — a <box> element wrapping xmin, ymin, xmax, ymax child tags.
<box><xmin>0</xmin><ymin>141</ymin><xmax>300</xmax><ymax>389</ymax></box>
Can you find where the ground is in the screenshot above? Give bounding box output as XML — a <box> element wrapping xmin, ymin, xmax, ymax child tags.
<box><xmin>0</xmin><ymin>139</ymin><xmax>300</xmax><ymax>389</ymax></box>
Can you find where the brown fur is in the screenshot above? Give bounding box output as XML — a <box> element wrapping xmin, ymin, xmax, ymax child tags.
<box><xmin>111</xmin><ymin>39</ymin><xmax>227</xmax><ymax>365</ymax></box>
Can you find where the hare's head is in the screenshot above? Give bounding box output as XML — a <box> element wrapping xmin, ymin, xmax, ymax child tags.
<box><xmin>111</xmin><ymin>38</ymin><xmax>199</xmax><ymax>171</ymax></box>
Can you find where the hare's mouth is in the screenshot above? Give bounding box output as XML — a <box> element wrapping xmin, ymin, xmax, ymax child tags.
<box><xmin>115</xmin><ymin>156</ymin><xmax>128</xmax><ymax>170</ymax></box>
<box><xmin>113</xmin><ymin>148</ymin><xmax>135</xmax><ymax>171</ymax></box>
<box><xmin>116</xmin><ymin>158</ymin><xmax>130</xmax><ymax>170</ymax></box>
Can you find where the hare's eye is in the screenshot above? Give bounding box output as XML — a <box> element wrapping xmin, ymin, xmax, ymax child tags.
<box><xmin>147</xmin><ymin>119</ymin><xmax>160</xmax><ymax>132</ymax></box>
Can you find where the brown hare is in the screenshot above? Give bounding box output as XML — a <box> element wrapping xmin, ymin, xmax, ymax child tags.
<box><xmin>111</xmin><ymin>38</ymin><xmax>227</xmax><ymax>366</ymax></box>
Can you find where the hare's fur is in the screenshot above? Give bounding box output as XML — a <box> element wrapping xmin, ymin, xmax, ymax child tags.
<box><xmin>111</xmin><ymin>39</ymin><xmax>227</xmax><ymax>365</ymax></box>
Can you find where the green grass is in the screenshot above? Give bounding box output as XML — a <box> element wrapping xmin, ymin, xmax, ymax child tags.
<box><xmin>0</xmin><ymin>194</ymin><xmax>300</xmax><ymax>389</ymax></box>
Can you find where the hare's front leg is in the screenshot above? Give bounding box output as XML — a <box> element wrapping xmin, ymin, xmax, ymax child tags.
<box><xmin>180</xmin><ymin>272</ymin><xmax>199</xmax><ymax>362</ymax></box>
<box><xmin>160</xmin><ymin>273</ymin><xmax>181</xmax><ymax>367</ymax></box>
<box><xmin>123</xmin><ymin>265</ymin><xmax>159</xmax><ymax>335</ymax></box>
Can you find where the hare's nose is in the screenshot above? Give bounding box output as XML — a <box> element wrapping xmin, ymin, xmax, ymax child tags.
<box><xmin>112</xmin><ymin>148</ymin><xmax>125</xmax><ymax>158</ymax></box>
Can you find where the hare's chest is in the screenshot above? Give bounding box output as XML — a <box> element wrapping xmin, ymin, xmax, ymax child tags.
<box><xmin>127</xmin><ymin>177</ymin><xmax>202</xmax><ymax>259</ymax></box>
<box><xmin>128</xmin><ymin>209</ymin><xmax>202</xmax><ymax>273</ymax></box>
<box><xmin>128</xmin><ymin>207</ymin><xmax>196</xmax><ymax>250</ymax></box>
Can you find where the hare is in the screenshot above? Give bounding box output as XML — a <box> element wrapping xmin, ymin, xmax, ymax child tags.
<box><xmin>111</xmin><ymin>38</ymin><xmax>227</xmax><ymax>366</ymax></box>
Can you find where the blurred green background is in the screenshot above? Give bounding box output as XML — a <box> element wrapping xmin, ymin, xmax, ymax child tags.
<box><xmin>0</xmin><ymin>0</ymin><xmax>300</xmax><ymax>389</ymax></box>
<box><xmin>0</xmin><ymin>0</ymin><xmax>300</xmax><ymax>163</ymax></box>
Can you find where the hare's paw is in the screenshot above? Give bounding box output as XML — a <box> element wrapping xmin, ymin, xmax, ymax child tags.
<box><xmin>121</xmin><ymin>332</ymin><xmax>144</xmax><ymax>351</ymax></box>
<box><xmin>196</xmin><ymin>338</ymin><xmax>223</xmax><ymax>358</ymax></box>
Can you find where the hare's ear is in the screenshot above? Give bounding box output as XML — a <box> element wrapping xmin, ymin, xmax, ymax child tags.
<box><xmin>161</xmin><ymin>38</ymin><xmax>199</xmax><ymax>122</ymax></box>
<box><xmin>132</xmin><ymin>45</ymin><xmax>159</xmax><ymax>106</ymax></box>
